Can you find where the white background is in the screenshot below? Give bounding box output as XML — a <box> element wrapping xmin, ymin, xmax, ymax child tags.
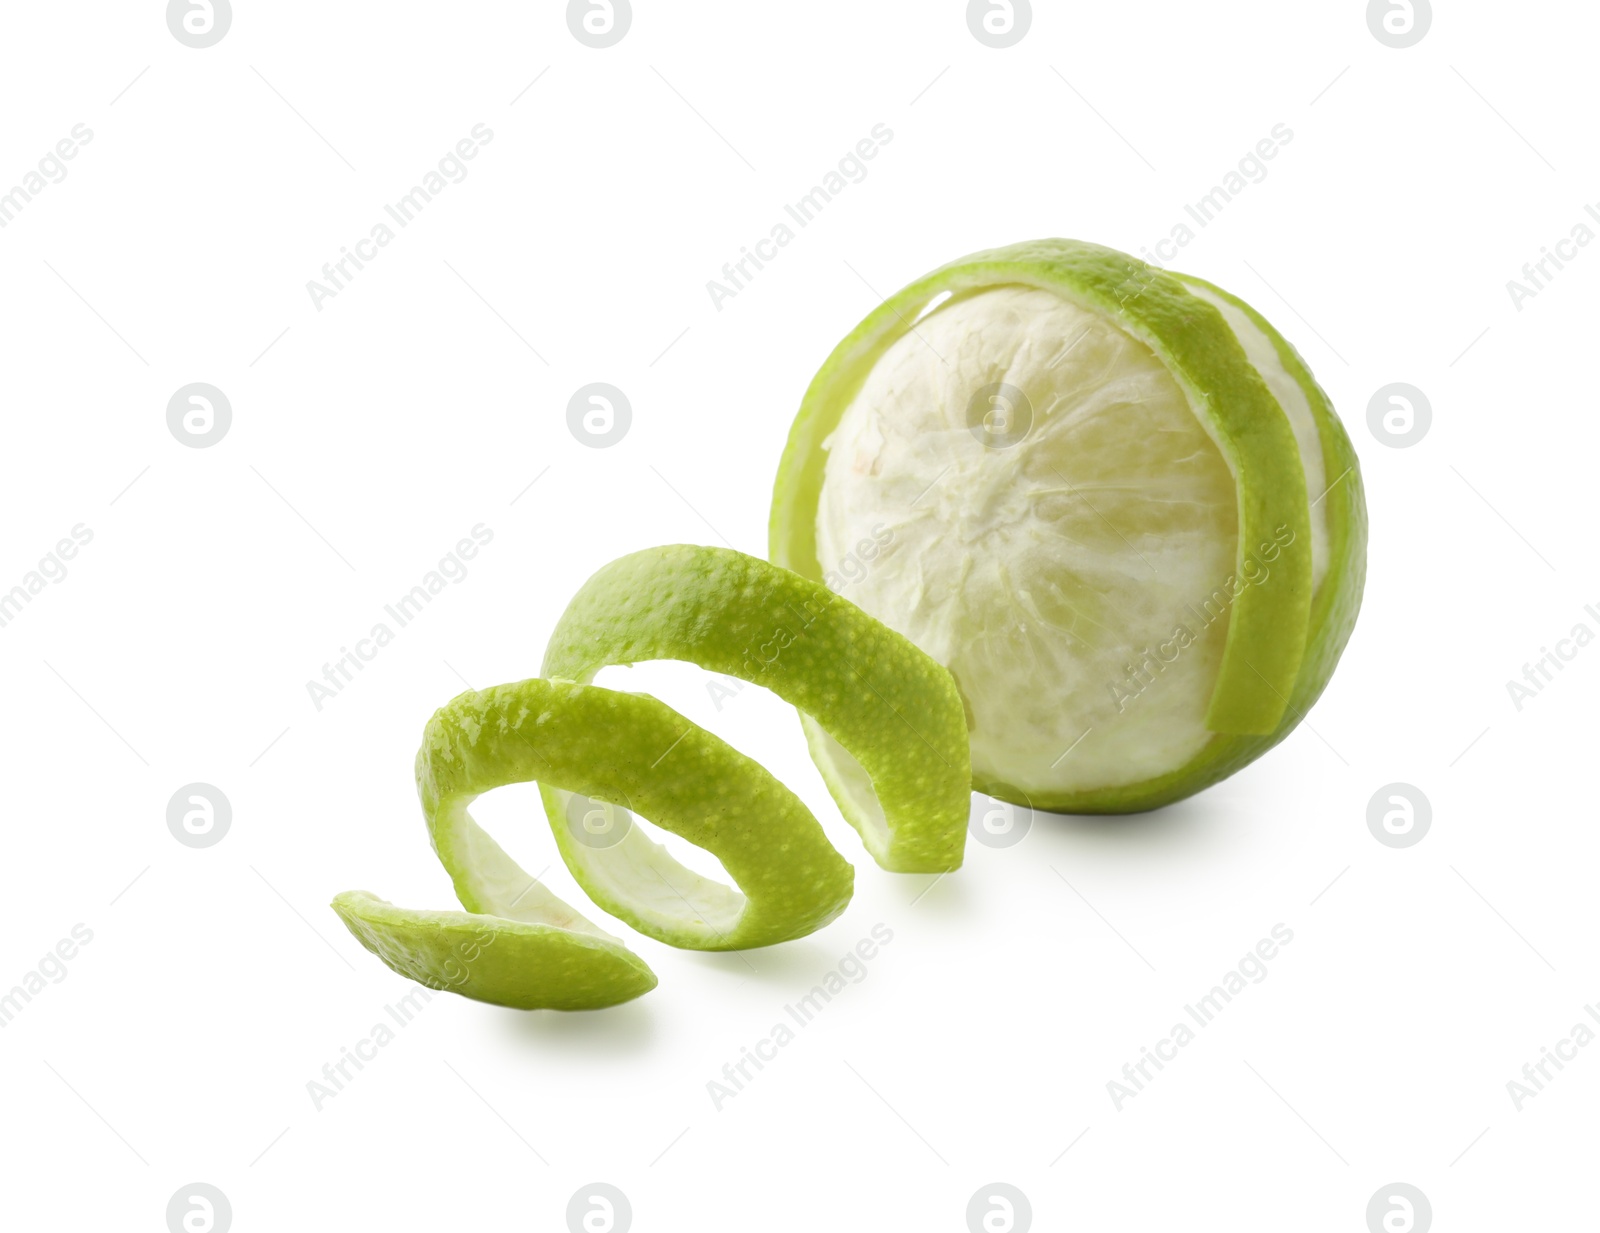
<box><xmin>0</xmin><ymin>2</ymin><xmax>1593</xmax><ymax>1229</ymax></box>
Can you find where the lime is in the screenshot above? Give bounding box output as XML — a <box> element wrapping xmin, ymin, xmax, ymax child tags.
<box><xmin>770</xmin><ymin>239</ymin><xmax>1366</xmax><ymax>812</ymax></box>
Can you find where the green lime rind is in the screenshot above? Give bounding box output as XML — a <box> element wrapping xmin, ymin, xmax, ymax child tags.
<box><xmin>1059</xmin><ymin>272</ymin><xmax>1365</xmax><ymax>809</ymax></box>
<box><xmin>331</xmin><ymin>890</ymin><xmax>658</xmax><ymax>1011</ymax></box>
<box><xmin>987</xmin><ymin>274</ymin><xmax>1366</xmax><ymax>813</ymax></box>
<box><xmin>420</xmin><ymin>676</ymin><xmax>855</xmax><ymax>950</ymax></box>
<box><xmin>542</xmin><ymin>545</ymin><xmax>972</xmax><ymax>873</ymax></box>
<box><xmin>768</xmin><ymin>238</ymin><xmax>1313</xmax><ymax>738</ymax></box>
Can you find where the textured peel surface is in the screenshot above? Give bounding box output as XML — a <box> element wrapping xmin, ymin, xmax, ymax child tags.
<box><xmin>542</xmin><ymin>545</ymin><xmax>972</xmax><ymax>874</ymax></box>
<box><xmin>334</xmin><ymin>546</ymin><xmax>969</xmax><ymax>1011</ymax></box>
<box><xmin>332</xmin><ymin>890</ymin><xmax>657</xmax><ymax>1012</ymax></box>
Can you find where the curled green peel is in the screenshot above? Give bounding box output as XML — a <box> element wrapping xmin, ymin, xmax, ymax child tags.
<box><xmin>542</xmin><ymin>545</ymin><xmax>972</xmax><ymax>873</ymax></box>
<box><xmin>333</xmin><ymin>547</ymin><xmax>970</xmax><ymax>1011</ymax></box>
<box><xmin>425</xmin><ymin>677</ymin><xmax>854</xmax><ymax>951</ymax></box>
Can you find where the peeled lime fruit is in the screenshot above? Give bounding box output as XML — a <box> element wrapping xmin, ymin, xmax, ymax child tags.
<box><xmin>770</xmin><ymin>239</ymin><xmax>1366</xmax><ymax>812</ymax></box>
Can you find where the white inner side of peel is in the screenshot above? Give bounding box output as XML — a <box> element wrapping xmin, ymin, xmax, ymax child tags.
<box><xmin>442</xmin><ymin>796</ymin><xmax>616</xmax><ymax>938</ymax></box>
<box><xmin>800</xmin><ymin>714</ymin><xmax>891</xmax><ymax>860</ymax></box>
<box><xmin>544</xmin><ymin>788</ymin><xmax>746</xmax><ymax>937</ymax></box>
<box><xmin>444</xmin><ymin>792</ymin><xmax>745</xmax><ymax>940</ymax></box>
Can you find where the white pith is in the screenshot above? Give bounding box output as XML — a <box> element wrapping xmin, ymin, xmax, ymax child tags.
<box><xmin>443</xmin><ymin>793</ymin><xmax>745</xmax><ymax>940</ymax></box>
<box><xmin>442</xmin><ymin>797</ymin><xmax>615</xmax><ymax>936</ymax></box>
<box><xmin>814</xmin><ymin>283</ymin><xmax>1328</xmax><ymax>799</ymax></box>
<box><xmin>799</xmin><ymin>714</ymin><xmax>891</xmax><ymax>860</ymax></box>
<box><xmin>545</xmin><ymin>788</ymin><xmax>746</xmax><ymax>937</ymax></box>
